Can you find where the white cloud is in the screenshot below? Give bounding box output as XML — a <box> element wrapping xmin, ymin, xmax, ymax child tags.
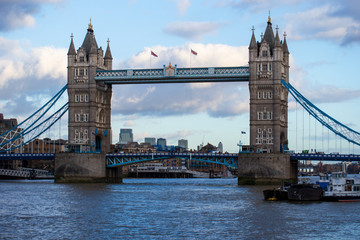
<box><xmin>119</xmin><ymin>43</ymin><xmax>248</xmax><ymax>69</ymax></box>
<box><xmin>0</xmin><ymin>37</ymin><xmax>67</xmax><ymax>116</ymax></box>
<box><xmin>284</xmin><ymin>5</ymin><xmax>359</xmax><ymax>43</ymax></box>
<box><xmin>164</xmin><ymin>21</ymin><xmax>226</xmax><ymax>41</ymax></box>
<box><xmin>175</xmin><ymin>0</ymin><xmax>191</xmax><ymax>15</ymax></box>
<box><xmin>113</xmin><ymin>43</ymin><xmax>250</xmax><ymax>118</ymax></box>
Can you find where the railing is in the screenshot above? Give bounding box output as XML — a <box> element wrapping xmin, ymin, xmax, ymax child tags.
<box><xmin>106</xmin><ymin>152</ymin><xmax>239</xmax><ymax>168</ymax></box>
<box><xmin>95</xmin><ymin>66</ymin><xmax>249</xmax><ymax>84</ymax></box>
<box><xmin>290</xmin><ymin>153</ymin><xmax>360</xmax><ymax>161</ymax></box>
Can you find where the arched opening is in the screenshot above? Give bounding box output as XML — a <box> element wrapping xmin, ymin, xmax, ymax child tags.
<box><xmin>95</xmin><ymin>135</ymin><xmax>102</xmax><ymax>153</ymax></box>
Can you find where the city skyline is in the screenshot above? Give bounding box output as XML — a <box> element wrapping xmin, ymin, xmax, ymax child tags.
<box><xmin>0</xmin><ymin>1</ymin><xmax>360</xmax><ymax>153</ymax></box>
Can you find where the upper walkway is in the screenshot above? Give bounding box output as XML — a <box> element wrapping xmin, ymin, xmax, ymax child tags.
<box><xmin>95</xmin><ymin>65</ymin><xmax>250</xmax><ymax>84</ymax></box>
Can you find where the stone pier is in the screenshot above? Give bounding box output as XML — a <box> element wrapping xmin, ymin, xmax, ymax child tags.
<box><xmin>55</xmin><ymin>153</ymin><xmax>122</xmax><ymax>183</ymax></box>
<box><xmin>237</xmin><ymin>153</ymin><xmax>297</xmax><ymax>185</ymax></box>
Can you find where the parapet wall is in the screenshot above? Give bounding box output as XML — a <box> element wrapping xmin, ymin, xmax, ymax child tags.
<box><xmin>238</xmin><ymin>153</ymin><xmax>297</xmax><ymax>185</ymax></box>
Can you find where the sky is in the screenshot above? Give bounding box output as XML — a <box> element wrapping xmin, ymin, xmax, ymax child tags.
<box><xmin>1</xmin><ymin>0</ymin><xmax>360</xmax><ymax>153</ymax></box>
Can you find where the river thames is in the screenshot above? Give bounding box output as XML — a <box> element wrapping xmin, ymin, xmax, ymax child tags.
<box><xmin>1</xmin><ymin>178</ymin><xmax>359</xmax><ymax>239</ymax></box>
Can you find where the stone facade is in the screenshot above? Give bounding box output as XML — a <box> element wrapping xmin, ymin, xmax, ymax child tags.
<box><xmin>67</xmin><ymin>21</ymin><xmax>113</xmax><ymax>153</ymax></box>
<box><xmin>55</xmin><ymin>152</ymin><xmax>106</xmax><ymax>183</ymax></box>
<box><xmin>248</xmin><ymin>17</ymin><xmax>290</xmax><ymax>153</ymax></box>
<box><xmin>238</xmin><ymin>153</ymin><xmax>297</xmax><ymax>185</ymax></box>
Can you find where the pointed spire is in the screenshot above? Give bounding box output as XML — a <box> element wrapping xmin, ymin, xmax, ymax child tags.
<box><xmin>263</xmin><ymin>14</ymin><xmax>274</xmax><ymax>47</ymax></box>
<box><xmin>88</xmin><ymin>18</ymin><xmax>93</xmax><ymax>32</ymax></box>
<box><xmin>104</xmin><ymin>38</ymin><xmax>113</xmax><ymax>59</ymax></box>
<box><xmin>283</xmin><ymin>32</ymin><xmax>289</xmax><ymax>53</ymax></box>
<box><xmin>268</xmin><ymin>10</ymin><xmax>271</xmax><ymax>23</ymax></box>
<box><xmin>81</xmin><ymin>21</ymin><xmax>98</xmax><ymax>54</ymax></box>
<box><xmin>67</xmin><ymin>33</ymin><xmax>76</xmax><ymax>55</ymax></box>
<box><xmin>274</xmin><ymin>25</ymin><xmax>281</xmax><ymax>48</ymax></box>
<box><xmin>249</xmin><ymin>26</ymin><xmax>257</xmax><ymax>49</ymax></box>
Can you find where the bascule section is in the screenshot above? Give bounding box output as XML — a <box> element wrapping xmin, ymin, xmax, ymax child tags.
<box><xmin>248</xmin><ymin>15</ymin><xmax>290</xmax><ymax>154</ymax></box>
<box><xmin>67</xmin><ymin>21</ymin><xmax>113</xmax><ymax>154</ymax></box>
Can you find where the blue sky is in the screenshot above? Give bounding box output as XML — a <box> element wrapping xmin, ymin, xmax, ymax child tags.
<box><xmin>1</xmin><ymin>0</ymin><xmax>360</xmax><ymax>153</ymax></box>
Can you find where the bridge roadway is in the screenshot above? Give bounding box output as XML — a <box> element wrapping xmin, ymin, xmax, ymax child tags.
<box><xmin>1</xmin><ymin>153</ymin><xmax>359</xmax><ymax>166</ymax></box>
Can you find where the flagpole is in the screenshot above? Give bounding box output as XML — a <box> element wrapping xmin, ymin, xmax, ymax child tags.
<box><xmin>189</xmin><ymin>49</ymin><xmax>191</xmax><ymax>75</ymax></box>
<box><xmin>150</xmin><ymin>51</ymin><xmax>151</xmax><ymax>68</ymax></box>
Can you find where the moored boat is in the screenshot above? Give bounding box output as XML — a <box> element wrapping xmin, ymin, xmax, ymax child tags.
<box><xmin>263</xmin><ymin>188</ymin><xmax>288</xmax><ymax>201</ymax></box>
<box><xmin>322</xmin><ymin>172</ymin><xmax>360</xmax><ymax>202</ymax></box>
<box><xmin>263</xmin><ymin>182</ymin><xmax>290</xmax><ymax>201</ymax></box>
<box><xmin>287</xmin><ymin>184</ymin><xmax>323</xmax><ymax>201</ymax></box>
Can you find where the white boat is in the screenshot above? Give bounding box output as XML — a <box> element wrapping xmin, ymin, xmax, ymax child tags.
<box><xmin>188</xmin><ymin>170</ymin><xmax>209</xmax><ymax>178</ymax></box>
<box><xmin>322</xmin><ymin>172</ymin><xmax>360</xmax><ymax>202</ymax></box>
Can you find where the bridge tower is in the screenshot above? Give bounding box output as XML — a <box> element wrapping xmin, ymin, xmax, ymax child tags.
<box><xmin>67</xmin><ymin>21</ymin><xmax>113</xmax><ymax>153</ymax></box>
<box><xmin>248</xmin><ymin>15</ymin><xmax>290</xmax><ymax>153</ymax></box>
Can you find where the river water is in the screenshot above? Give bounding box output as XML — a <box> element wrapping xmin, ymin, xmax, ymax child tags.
<box><xmin>1</xmin><ymin>178</ymin><xmax>359</xmax><ymax>239</ymax></box>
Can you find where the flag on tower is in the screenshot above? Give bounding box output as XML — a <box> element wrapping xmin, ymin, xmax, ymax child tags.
<box><xmin>191</xmin><ymin>49</ymin><xmax>197</xmax><ymax>55</ymax></box>
<box><xmin>151</xmin><ymin>51</ymin><xmax>158</xmax><ymax>57</ymax></box>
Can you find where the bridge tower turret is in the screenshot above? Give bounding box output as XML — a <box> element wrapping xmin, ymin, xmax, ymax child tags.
<box><xmin>67</xmin><ymin>20</ymin><xmax>112</xmax><ymax>153</ymax></box>
<box><xmin>248</xmin><ymin>15</ymin><xmax>289</xmax><ymax>153</ymax></box>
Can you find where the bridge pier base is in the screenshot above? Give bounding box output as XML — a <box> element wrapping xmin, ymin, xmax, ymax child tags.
<box><xmin>237</xmin><ymin>153</ymin><xmax>297</xmax><ymax>185</ymax></box>
<box><xmin>55</xmin><ymin>153</ymin><xmax>107</xmax><ymax>183</ymax></box>
<box><xmin>106</xmin><ymin>167</ymin><xmax>123</xmax><ymax>183</ymax></box>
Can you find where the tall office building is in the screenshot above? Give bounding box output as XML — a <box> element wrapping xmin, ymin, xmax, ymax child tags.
<box><xmin>119</xmin><ymin>129</ymin><xmax>133</xmax><ymax>144</ymax></box>
<box><xmin>145</xmin><ymin>137</ymin><xmax>156</xmax><ymax>145</ymax></box>
<box><xmin>217</xmin><ymin>142</ymin><xmax>223</xmax><ymax>153</ymax></box>
<box><xmin>157</xmin><ymin>138</ymin><xmax>166</xmax><ymax>149</ymax></box>
<box><xmin>178</xmin><ymin>139</ymin><xmax>188</xmax><ymax>150</ymax></box>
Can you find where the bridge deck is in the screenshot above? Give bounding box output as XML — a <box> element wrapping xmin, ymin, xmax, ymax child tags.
<box><xmin>95</xmin><ymin>66</ymin><xmax>250</xmax><ymax>84</ymax></box>
<box><xmin>106</xmin><ymin>152</ymin><xmax>239</xmax><ymax>168</ymax></box>
<box><xmin>1</xmin><ymin>153</ymin><xmax>359</xmax><ymax>164</ymax></box>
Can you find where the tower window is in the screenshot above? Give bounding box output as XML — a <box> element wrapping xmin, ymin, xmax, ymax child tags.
<box><xmin>268</xmin><ymin>92</ymin><xmax>272</xmax><ymax>99</ymax></box>
<box><xmin>80</xmin><ymin>56</ymin><xmax>85</xmax><ymax>62</ymax></box>
<box><xmin>258</xmin><ymin>92</ymin><xmax>262</xmax><ymax>99</ymax></box>
<box><xmin>262</xmin><ymin>50</ymin><xmax>268</xmax><ymax>57</ymax></box>
<box><xmin>262</xmin><ymin>64</ymin><xmax>268</xmax><ymax>71</ymax></box>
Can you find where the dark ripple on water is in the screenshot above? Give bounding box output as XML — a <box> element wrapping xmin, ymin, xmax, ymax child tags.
<box><xmin>1</xmin><ymin>178</ymin><xmax>359</xmax><ymax>239</ymax></box>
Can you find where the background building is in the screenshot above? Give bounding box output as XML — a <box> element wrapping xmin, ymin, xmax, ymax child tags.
<box><xmin>217</xmin><ymin>142</ymin><xmax>223</xmax><ymax>153</ymax></box>
<box><xmin>0</xmin><ymin>113</ymin><xmax>22</xmax><ymax>169</ymax></box>
<box><xmin>145</xmin><ymin>137</ymin><xmax>156</xmax><ymax>146</ymax></box>
<box><xmin>119</xmin><ymin>129</ymin><xmax>133</xmax><ymax>144</ymax></box>
<box><xmin>178</xmin><ymin>139</ymin><xmax>188</xmax><ymax>150</ymax></box>
<box><xmin>157</xmin><ymin>138</ymin><xmax>166</xmax><ymax>150</ymax></box>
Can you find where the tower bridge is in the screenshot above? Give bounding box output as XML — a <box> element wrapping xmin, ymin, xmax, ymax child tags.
<box><xmin>2</xmin><ymin>16</ymin><xmax>360</xmax><ymax>184</ymax></box>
